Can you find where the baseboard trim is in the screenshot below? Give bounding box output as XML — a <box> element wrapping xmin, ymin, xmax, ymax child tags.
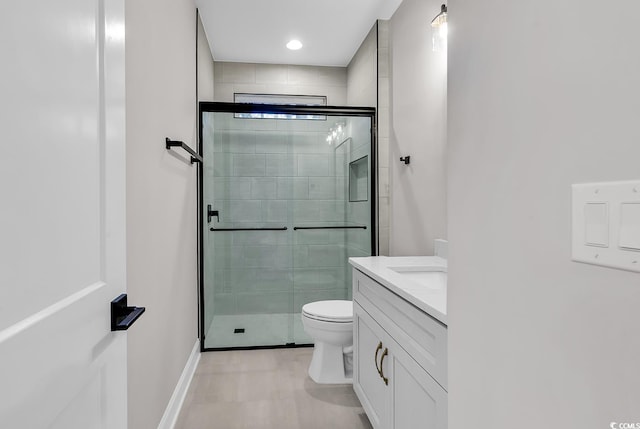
<box><xmin>157</xmin><ymin>339</ymin><xmax>200</xmax><ymax>429</ymax></box>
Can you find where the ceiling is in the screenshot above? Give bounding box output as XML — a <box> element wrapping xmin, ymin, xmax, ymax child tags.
<box><xmin>195</xmin><ymin>0</ymin><xmax>403</xmax><ymax>67</ymax></box>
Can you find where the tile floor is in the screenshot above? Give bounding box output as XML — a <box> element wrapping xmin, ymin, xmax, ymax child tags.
<box><xmin>175</xmin><ymin>348</ymin><xmax>372</xmax><ymax>429</ymax></box>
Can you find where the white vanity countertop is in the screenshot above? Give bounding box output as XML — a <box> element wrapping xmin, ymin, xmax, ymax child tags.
<box><xmin>349</xmin><ymin>256</ymin><xmax>448</xmax><ymax>325</ymax></box>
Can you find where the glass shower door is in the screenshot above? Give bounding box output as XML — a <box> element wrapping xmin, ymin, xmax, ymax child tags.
<box><xmin>201</xmin><ymin>105</ymin><xmax>374</xmax><ymax>350</ymax></box>
<box><xmin>202</xmin><ymin>111</ymin><xmax>294</xmax><ymax>348</ymax></box>
<box><xmin>291</xmin><ymin>115</ymin><xmax>374</xmax><ymax>344</ymax></box>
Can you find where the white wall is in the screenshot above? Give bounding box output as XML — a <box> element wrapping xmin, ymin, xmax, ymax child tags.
<box><xmin>388</xmin><ymin>0</ymin><xmax>447</xmax><ymax>256</ymax></box>
<box><xmin>126</xmin><ymin>0</ymin><xmax>199</xmax><ymax>427</ymax></box>
<box><xmin>448</xmin><ymin>1</ymin><xmax>640</xmax><ymax>427</ymax></box>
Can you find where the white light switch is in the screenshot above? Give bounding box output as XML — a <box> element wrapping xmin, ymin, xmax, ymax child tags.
<box><xmin>572</xmin><ymin>180</ymin><xmax>640</xmax><ymax>273</ymax></box>
<box><xmin>619</xmin><ymin>202</ymin><xmax>640</xmax><ymax>251</ymax></box>
<box><xmin>584</xmin><ymin>203</ymin><xmax>609</xmax><ymax>247</ymax></box>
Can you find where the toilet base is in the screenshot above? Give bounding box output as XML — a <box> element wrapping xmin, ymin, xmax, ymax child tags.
<box><xmin>308</xmin><ymin>341</ymin><xmax>353</xmax><ymax>384</ymax></box>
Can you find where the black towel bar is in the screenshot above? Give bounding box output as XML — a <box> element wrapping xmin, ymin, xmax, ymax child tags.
<box><xmin>210</xmin><ymin>227</ymin><xmax>288</xmax><ymax>231</ymax></box>
<box><xmin>293</xmin><ymin>226</ymin><xmax>367</xmax><ymax>230</ymax></box>
<box><xmin>166</xmin><ymin>138</ymin><xmax>203</xmax><ymax>164</ymax></box>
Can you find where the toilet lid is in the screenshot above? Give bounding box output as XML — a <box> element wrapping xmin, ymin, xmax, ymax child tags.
<box><xmin>302</xmin><ymin>300</ymin><xmax>352</xmax><ymax>323</ymax></box>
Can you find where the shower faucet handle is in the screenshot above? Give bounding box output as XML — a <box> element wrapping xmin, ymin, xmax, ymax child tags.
<box><xmin>400</xmin><ymin>156</ymin><xmax>410</xmax><ymax>165</ymax></box>
<box><xmin>207</xmin><ymin>204</ymin><xmax>219</xmax><ymax>223</ymax></box>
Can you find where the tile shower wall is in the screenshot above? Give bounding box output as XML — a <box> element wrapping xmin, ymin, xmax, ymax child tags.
<box><xmin>376</xmin><ymin>20</ymin><xmax>391</xmax><ymax>256</ymax></box>
<box><xmin>347</xmin><ymin>21</ymin><xmax>390</xmax><ymax>255</ymax></box>
<box><xmin>212</xmin><ymin>62</ymin><xmax>347</xmax><ymax>105</ymax></box>
<box><xmin>204</xmin><ymin>113</ymin><xmax>361</xmax><ymax>316</ymax></box>
<box><xmin>206</xmin><ymin>62</ymin><xmax>353</xmax><ymax>318</ymax></box>
<box><xmin>203</xmin><ymin>113</ymin><xmax>216</xmax><ymax>332</ymax></box>
<box><xmin>344</xmin><ymin>117</ymin><xmax>374</xmax><ymax>296</ymax></box>
<box><xmin>346</xmin><ymin>117</ymin><xmax>373</xmax><ymax>251</ymax></box>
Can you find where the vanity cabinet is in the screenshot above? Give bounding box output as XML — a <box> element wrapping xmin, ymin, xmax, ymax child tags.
<box><xmin>352</xmin><ymin>269</ymin><xmax>448</xmax><ymax>429</ymax></box>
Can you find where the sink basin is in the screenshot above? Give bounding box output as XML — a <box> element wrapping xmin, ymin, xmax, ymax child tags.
<box><xmin>387</xmin><ymin>266</ymin><xmax>447</xmax><ymax>290</ymax></box>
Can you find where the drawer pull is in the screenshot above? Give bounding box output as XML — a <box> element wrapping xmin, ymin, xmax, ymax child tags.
<box><xmin>374</xmin><ymin>341</ymin><xmax>383</xmax><ymax>375</ymax></box>
<box><xmin>380</xmin><ymin>348</ymin><xmax>389</xmax><ymax>386</ymax></box>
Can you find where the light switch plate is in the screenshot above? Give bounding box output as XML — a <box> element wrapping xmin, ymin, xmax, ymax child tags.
<box><xmin>619</xmin><ymin>203</ymin><xmax>640</xmax><ymax>251</ymax></box>
<box><xmin>572</xmin><ymin>180</ymin><xmax>640</xmax><ymax>273</ymax></box>
<box><xmin>584</xmin><ymin>202</ymin><xmax>609</xmax><ymax>247</ymax></box>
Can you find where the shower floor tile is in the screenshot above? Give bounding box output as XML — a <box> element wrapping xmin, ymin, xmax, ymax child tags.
<box><xmin>205</xmin><ymin>313</ymin><xmax>313</xmax><ymax>349</ymax></box>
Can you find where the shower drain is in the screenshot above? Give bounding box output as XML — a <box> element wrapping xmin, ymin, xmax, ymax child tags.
<box><xmin>233</xmin><ymin>328</ymin><xmax>245</xmax><ymax>334</ymax></box>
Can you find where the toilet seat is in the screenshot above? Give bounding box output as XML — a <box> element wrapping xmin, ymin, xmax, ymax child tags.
<box><xmin>302</xmin><ymin>300</ymin><xmax>352</xmax><ymax>323</ymax></box>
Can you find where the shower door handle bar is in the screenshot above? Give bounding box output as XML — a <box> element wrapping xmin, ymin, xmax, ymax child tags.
<box><xmin>165</xmin><ymin>138</ymin><xmax>203</xmax><ymax>164</ymax></box>
<box><xmin>210</xmin><ymin>227</ymin><xmax>288</xmax><ymax>231</ymax></box>
<box><xmin>293</xmin><ymin>226</ymin><xmax>367</xmax><ymax>230</ymax></box>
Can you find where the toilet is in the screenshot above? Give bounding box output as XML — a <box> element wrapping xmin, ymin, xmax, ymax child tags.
<box><xmin>301</xmin><ymin>300</ymin><xmax>353</xmax><ymax>384</ymax></box>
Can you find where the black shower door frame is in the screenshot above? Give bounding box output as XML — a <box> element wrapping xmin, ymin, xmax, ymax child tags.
<box><xmin>197</xmin><ymin>102</ymin><xmax>376</xmax><ymax>352</ymax></box>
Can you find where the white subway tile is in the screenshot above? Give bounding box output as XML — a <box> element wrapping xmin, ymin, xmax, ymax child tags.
<box><xmin>276</xmin><ymin>177</ymin><xmax>309</xmax><ymax>200</ymax></box>
<box><xmin>255</xmin><ymin>131</ymin><xmax>288</xmax><ymax>153</ymax></box>
<box><xmin>213</xmin><ymin>130</ymin><xmax>256</xmax><ymax>153</ymax></box>
<box><xmin>263</xmin><ymin>200</ymin><xmax>288</xmax><ymax>223</ymax></box>
<box><xmin>378</xmin><ymin>166</ymin><xmax>389</xmax><ymax>197</ymax></box>
<box><xmin>378</xmin><ymin>107</ymin><xmax>389</xmax><ymax>138</ymax></box>
<box><xmin>232</xmin><ymin>83</ymin><xmax>269</xmax><ymax>96</ymax></box>
<box><xmin>378</xmin><ymin>47</ymin><xmax>389</xmax><ymax>78</ymax></box>
<box><xmin>233</xmin><ymin>154</ymin><xmax>266</xmax><ymax>176</ymax></box>
<box><xmin>378</xmin><ymin>136</ymin><xmax>390</xmax><ymax>168</ymax></box>
<box><xmin>377</xmin><ymin>20</ymin><xmax>389</xmax><ymax>49</ymax></box>
<box><xmin>326</xmin><ymin>86</ymin><xmax>348</xmax><ymax>106</ymax></box>
<box><xmin>378</xmin><ymin>227</ymin><xmax>390</xmax><ymax>256</ymax></box>
<box><xmin>213</xmin><ymin>83</ymin><xmax>234</xmax><ymax>102</ymax></box>
<box><xmin>378</xmin><ymin>196</ymin><xmax>389</xmax><ymax>227</ymax></box>
<box><xmin>229</xmin><ymin>200</ymin><xmax>262</xmax><ymax>222</ymax></box>
<box><xmin>213</xmin><ymin>61</ymin><xmax>224</xmax><ymax>80</ymax></box>
<box><xmin>255</xmin><ymin>64</ymin><xmax>288</xmax><ymax>84</ymax></box>
<box><xmin>317</xmin><ymin>67</ymin><xmax>347</xmax><ymax>87</ymax></box>
<box><xmin>297</xmin><ymin>154</ymin><xmax>329</xmax><ymax>176</ymax></box>
<box><xmin>308</xmin><ymin>177</ymin><xmax>336</xmax><ymax>199</ymax></box>
<box><xmin>378</xmin><ymin>77</ymin><xmax>390</xmax><ymax>109</ymax></box>
<box><xmin>221</xmin><ymin>62</ymin><xmax>256</xmax><ymax>83</ymax></box>
<box><xmin>265</xmin><ymin>154</ymin><xmax>295</xmax><ymax>176</ymax></box>
<box><xmin>214</xmin><ymin>178</ymin><xmax>252</xmax><ymax>200</ymax></box>
<box><xmin>287</xmin><ymin>65</ymin><xmax>319</xmax><ymax>85</ymax></box>
<box><xmin>251</xmin><ymin>177</ymin><xmax>277</xmax><ymax>199</ymax></box>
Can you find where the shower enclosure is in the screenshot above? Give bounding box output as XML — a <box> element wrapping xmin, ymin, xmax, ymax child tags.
<box><xmin>199</xmin><ymin>102</ymin><xmax>375</xmax><ymax>350</ymax></box>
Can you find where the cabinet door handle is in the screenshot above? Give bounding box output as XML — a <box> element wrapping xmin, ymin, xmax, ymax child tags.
<box><xmin>374</xmin><ymin>341</ymin><xmax>383</xmax><ymax>375</ymax></box>
<box><xmin>380</xmin><ymin>348</ymin><xmax>389</xmax><ymax>386</ymax></box>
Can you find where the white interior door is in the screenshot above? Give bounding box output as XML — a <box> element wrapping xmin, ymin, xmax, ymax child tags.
<box><xmin>0</xmin><ymin>0</ymin><xmax>128</xmax><ymax>427</ymax></box>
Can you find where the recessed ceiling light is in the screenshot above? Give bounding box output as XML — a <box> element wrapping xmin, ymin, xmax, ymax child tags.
<box><xmin>286</xmin><ymin>39</ymin><xmax>303</xmax><ymax>50</ymax></box>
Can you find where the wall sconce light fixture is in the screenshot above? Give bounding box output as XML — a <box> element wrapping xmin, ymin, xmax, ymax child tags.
<box><xmin>431</xmin><ymin>4</ymin><xmax>448</xmax><ymax>52</ymax></box>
